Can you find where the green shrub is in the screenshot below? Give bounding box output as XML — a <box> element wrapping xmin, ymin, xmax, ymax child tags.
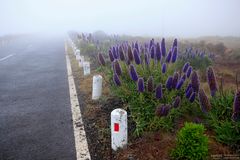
<box><xmin>208</xmin><ymin>92</ymin><xmax>240</xmax><ymax>151</ymax></box>
<box><xmin>171</xmin><ymin>122</ymin><xmax>209</xmax><ymax>160</ymax></box>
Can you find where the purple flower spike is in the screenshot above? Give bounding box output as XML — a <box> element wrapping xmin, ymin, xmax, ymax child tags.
<box><xmin>129</xmin><ymin>64</ymin><xmax>138</xmax><ymax>81</ymax></box>
<box><xmin>166</xmin><ymin>50</ymin><xmax>172</xmax><ymax>63</ymax></box>
<box><xmin>232</xmin><ymin>90</ymin><xmax>240</xmax><ymax>121</ymax></box>
<box><xmin>98</xmin><ymin>53</ymin><xmax>106</xmax><ymax>66</ymax></box>
<box><xmin>156</xmin><ymin>42</ymin><xmax>162</xmax><ymax>61</ymax></box>
<box><xmin>114</xmin><ymin>60</ymin><xmax>122</xmax><ymax>76</ymax></box>
<box><xmin>144</xmin><ymin>53</ymin><xmax>150</xmax><ymax>67</ymax></box>
<box><xmin>207</xmin><ymin>67</ymin><xmax>218</xmax><ymax>97</ymax></box>
<box><xmin>113</xmin><ymin>73</ymin><xmax>121</xmax><ymax>86</ymax></box>
<box><xmin>134</xmin><ymin>42</ymin><xmax>139</xmax><ymax>53</ymax></box>
<box><xmin>176</xmin><ymin>78</ymin><xmax>184</xmax><ymax>90</ymax></box>
<box><xmin>182</xmin><ymin>62</ymin><xmax>190</xmax><ymax>73</ymax></box>
<box><xmin>166</xmin><ymin>76</ymin><xmax>173</xmax><ymax>90</ymax></box>
<box><xmin>137</xmin><ymin>78</ymin><xmax>144</xmax><ymax>93</ymax></box>
<box><xmin>182</xmin><ymin>74</ymin><xmax>187</xmax><ymax>81</ymax></box>
<box><xmin>187</xmin><ymin>66</ymin><xmax>192</xmax><ymax>78</ymax></box>
<box><xmin>150</xmin><ymin>46</ymin><xmax>155</xmax><ymax>59</ymax></box>
<box><xmin>172</xmin><ymin>72</ymin><xmax>179</xmax><ymax>89</ymax></box>
<box><xmin>112</xmin><ymin>46</ymin><xmax>118</xmax><ymax>59</ymax></box>
<box><xmin>127</xmin><ymin>45</ymin><xmax>134</xmax><ymax>61</ymax></box>
<box><xmin>185</xmin><ymin>83</ymin><xmax>192</xmax><ymax>94</ymax></box>
<box><xmin>161</xmin><ymin>38</ymin><xmax>166</xmax><ymax>57</ymax></box>
<box><xmin>155</xmin><ymin>105</ymin><xmax>171</xmax><ymax>117</ymax></box>
<box><xmin>119</xmin><ymin>46</ymin><xmax>125</xmax><ymax>61</ymax></box>
<box><xmin>162</xmin><ymin>63</ymin><xmax>167</xmax><ymax>74</ymax></box>
<box><xmin>186</xmin><ymin>88</ymin><xmax>193</xmax><ymax>99</ymax></box>
<box><xmin>171</xmin><ymin>47</ymin><xmax>178</xmax><ymax>63</ymax></box>
<box><xmin>189</xmin><ymin>92</ymin><xmax>196</xmax><ymax>103</ymax></box>
<box><xmin>155</xmin><ymin>83</ymin><xmax>163</xmax><ymax>99</ymax></box>
<box><xmin>147</xmin><ymin>76</ymin><xmax>154</xmax><ymax>92</ymax></box>
<box><xmin>173</xmin><ymin>38</ymin><xmax>178</xmax><ymax>49</ymax></box>
<box><xmin>191</xmin><ymin>71</ymin><xmax>200</xmax><ymax>93</ymax></box>
<box><xmin>109</xmin><ymin>49</ymin><xmax>114</xmax><ymax>62</ymax></box>
<box><xmin>133</xmin><ymin>48</ymin><xmax>141</xmax><ymax>65</ymax></box>
<box><xmin>198</xmin><ymin>89</ymin><xmax>211</xmax><ymax>113</ymax></box>
<box><xmin>173</xmin><ymin>96</ymin><xmax>181</xmax><ymax>108</ymax></box>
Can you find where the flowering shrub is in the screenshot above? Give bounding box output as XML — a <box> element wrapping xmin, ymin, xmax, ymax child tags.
<box><xmin>98</xmin><ymin>38</ymin><xmax>207</xmax><ymax>135</ymax></box>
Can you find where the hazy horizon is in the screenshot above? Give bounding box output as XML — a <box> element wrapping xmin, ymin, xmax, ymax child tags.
<box><xmin>1</xmin><ymin>0</ymin><xmax>240</xmax><ymax>38</ymax></box>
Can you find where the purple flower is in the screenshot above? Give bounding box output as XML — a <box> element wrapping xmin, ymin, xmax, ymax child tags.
<box><xmin>173</xmin><ymin>96</ymin><xmax>181</xmax><ymax>108</ymax></box>
<box><xmin>207</xmin><ymin>67</ymin><xmax>218</xmax><ymax>97</ymax></box>
<box><xmin>162</xmin><ymin>63</ymin><xmax>167</xmax><ymax>74</ymax></box>
<box><xmin>166</xmin><ymin>76</ymin><xmax>173</xmax><ymax>90</ymax></box>
<box><xmin>166</xmin><ymin>50</ymin><xmax>172</xmax><ymax>63</ymax></box>
<box><xmin>186</xmin><ymin>66</ymin><xmax>192</xmax><ymax>78</ymax></box>
<box><xmin>156</xmin><ymin>42</ymin><xmax>161</xmax><ymax>61</ymax></box>
<box><xmin>176</xmin><ymin>78</ymin><xmax>184</xmax><ymax>90</ymax></box>
<box><xmin>137</xmin><ymin>77</ymin><xmax>144</xmax><ymax>92</ymax></box>
<box><xmin>149</xmin><ymin>38</ymin><xmax>154</xmax><ymax>49</ymax></box>
<box><xmin>181</xmin><ymin>74</ymin><xmax>187</xmax><ymax>81</ymax></box>
<box><xmin>127</xmin><ymin>45</ymin><xmax>134</xmax><ymax>61</ymax></box>
<box><xmin>98</xmin><ymin>53</ymin><xmax>106</xmax><ymax>66</ymax></box>
<box><xmin>198</xmin><ymin>89</ymin><xmax>211</xmax><ymax>113</ymax></box>
<box><xmin>156</xmin><ymin>83</ymin><xmax>163</xmax><ymax>99</ymax></box>
<box><xmin>171</xmin><ymin>47</ymin><xmax>178</xmax><ymax>63</ymax></box>
<box><xmin>109</xmin><ymin>49</ymin><xmax>114</xmax><ymax>62</ymax></box>
<box><xmin>114</xmin><ymin>60</ymin><xmax>122</xmax><ymax>76</ymax></box>
<box><xmin>191</xmin><ymin>71</ymin><xmax>200</xmax><ymax>93</ymax></box>
<box><xmin>134</xmin><ymin>42</ymin><xmax>139</xmax><ymax>53</ymax></box>
<box><xmin>172</xmin><ymin>72</ymin><xmax>179</xmax><ymax>89</ymax></box>
<box><xmin>173</xmin><ymin>38</ymin><xmax>177</xmax><ymax>49</ymax></box>
<box><xmin>129</xmin><ymin>64</ymin><xmax>138</xmax><ymax>81</ymax></box>
<box><xmin>232</xmin><ymin>90</ymin><xmax>240</xmax><ymax>121</ymax></box>
<box><xmin>155</xmin><ymin>105</ymin><xmax>171</xmax><ymax>117</ymax></box>
<box><xmin>161</xmin><ymin>38</ymin><xmax>166</xmax><ymax>57</ymax></box>
<box><xmin>113</xmin><ymin>73</ymin><xmax>121</xmax><ymax>86</ymax></box>
<box><xmin>144</xmin><ymin>53</ymin><xmax>150</xmax><ymax>67</ymax></box>
<box><xmin>133</xmin><ymin>48</ymin><xmax>141</xmax><ymax>65</ymax></box>
<box><xmin>189</xmin><ymin>92</ymin><xmax>196</xmax><ymax>103</ymax></box>
<box><xmin>182</xmin><ymin>62</ymin><xmax>190</xmax><ymax>73</ymax></box>
<box><xmin>150</xmin><ymin>46</ymin><xmax>155</xmax><ymax>59</ymax></box>
<box><xmin>185</xmin><ymin>83</ymin><xmax>192</xmax><ymax>94</ymax></box>
<box><xmin>186</xmin><ymin>88</ymin><xmax>193</xmax><ymax>99</ymax></box>
<box><xmin>112</xmin><ymin>46</ymin><xmax>118</xmax><ymax>59</ymax></box>
<box><xmin>119</xmin><ymin>46</ymin><xmax>125</xmax><ymax>61</ymax></box>
<box><xmin>147</xmin><ymin>76</ymin><xmax>154</xmax><ymax>92</ymax></box>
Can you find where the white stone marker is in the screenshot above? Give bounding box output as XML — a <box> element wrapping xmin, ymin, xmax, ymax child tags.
<box><xmin>92</xmin><ymin>75</ymin><xmax>103</xmax><ymax>100</ymax></box>
<box><xmin>75</xmin><ymin>49</ymin><xmax>80</xmax><ymax>56</ymax></box>
<box><xmin>78</xmin><ymin>56</ymin><xmax>84</xmax><ymax>67</ymax></box>
<box><xmin>111</xmin><ymin>108</ymin><xmax>128</xmax><ymax>151</ymax></box>
<box><xmin>83</xmin><ymin>61</ymin><xmax>90</xmax><ymax>76</ymax></box>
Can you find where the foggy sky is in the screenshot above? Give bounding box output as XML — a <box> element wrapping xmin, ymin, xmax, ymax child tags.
<box><xmin>0</xmin><ymin>0</ymin><xmax>240</xmax><ymax>37</ymax></box>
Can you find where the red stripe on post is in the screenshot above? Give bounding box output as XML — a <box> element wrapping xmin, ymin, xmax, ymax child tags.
<box><xmin>114</xmin><ymin>123</ymin><xmax>119</xmax><ymax>132</ymax></box>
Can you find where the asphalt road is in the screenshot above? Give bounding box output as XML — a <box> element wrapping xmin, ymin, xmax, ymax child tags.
<box><xmin>0</xmin><ymin>35</ymin><xmax>76</xmax><ymax>160</ymax></box>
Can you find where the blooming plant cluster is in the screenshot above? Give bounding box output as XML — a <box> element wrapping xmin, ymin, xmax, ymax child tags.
<box><xmin>98</xmin><ymin>38</ymin><xmax>221</xmax><ymax>135</ymax></box>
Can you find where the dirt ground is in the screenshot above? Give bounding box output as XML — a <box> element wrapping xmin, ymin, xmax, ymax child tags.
<box><xmin>67</xmin><ymin>45</ymin><xmax>235</xmax><ymax>160</ymax></box>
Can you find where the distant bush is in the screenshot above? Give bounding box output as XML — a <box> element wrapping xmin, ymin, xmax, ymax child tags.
<box><xmin>171</xmin><ymin>122</ymin><xmax>209</xmax><ymax>160</ymax></box>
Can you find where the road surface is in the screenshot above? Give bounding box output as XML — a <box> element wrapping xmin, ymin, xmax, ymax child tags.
<box><xmin>0</xmin><ymin>35</ymin><xmax>76</xmax><ymax>160</ymax></box>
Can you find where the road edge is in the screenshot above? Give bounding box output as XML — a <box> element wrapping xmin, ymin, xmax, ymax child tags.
<box><xmin>65</xmin><ymin>42</ymin><xmax>91</xmax><ymax>160</ymax></box>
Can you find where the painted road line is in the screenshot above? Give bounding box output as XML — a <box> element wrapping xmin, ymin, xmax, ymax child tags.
<box><xmin>65</xmin><ymin>43</ymin><xmax>91</xmax><ymax>160</ymax></box>
<box><xmin>0</xmin><ymin>54</ymin><xmax>14</xmax><ymax>62</ymax></box>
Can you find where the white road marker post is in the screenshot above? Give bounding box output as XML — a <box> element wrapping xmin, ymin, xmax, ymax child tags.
<box><xmin>78</xmin><ymin>56</ymin><xmax>84</xmax><ymax>67</ymax></box>
<box><xmin>92</xmin><ymin>75</ymin><xmax>103</xmax><ymax>100</ymax></box>
<box><xmin>83</xmin><ymin>61</ymin><xmax>90</xmax><ymax>76</ymax></box>
<box><xmin>111</xmin><ymin>108</ymin><xmax>128</xmax><ymax>151</ymax></box>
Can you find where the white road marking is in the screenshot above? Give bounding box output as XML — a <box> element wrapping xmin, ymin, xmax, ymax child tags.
<box><xmin>0</xmin><ymin>54</ymin><xmax>14</xmax><ymax>62</ymax></box>
<box><xmin>65</xmin><ymin>42</ymin><xmax>91</xmax><ymax>160</ymax></box>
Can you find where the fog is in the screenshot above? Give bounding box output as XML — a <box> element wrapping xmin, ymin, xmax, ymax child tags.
<box><xmin>0</xmin><ymin>0</ymin><xmax>240</xmax><ymax>37</ymax></box>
